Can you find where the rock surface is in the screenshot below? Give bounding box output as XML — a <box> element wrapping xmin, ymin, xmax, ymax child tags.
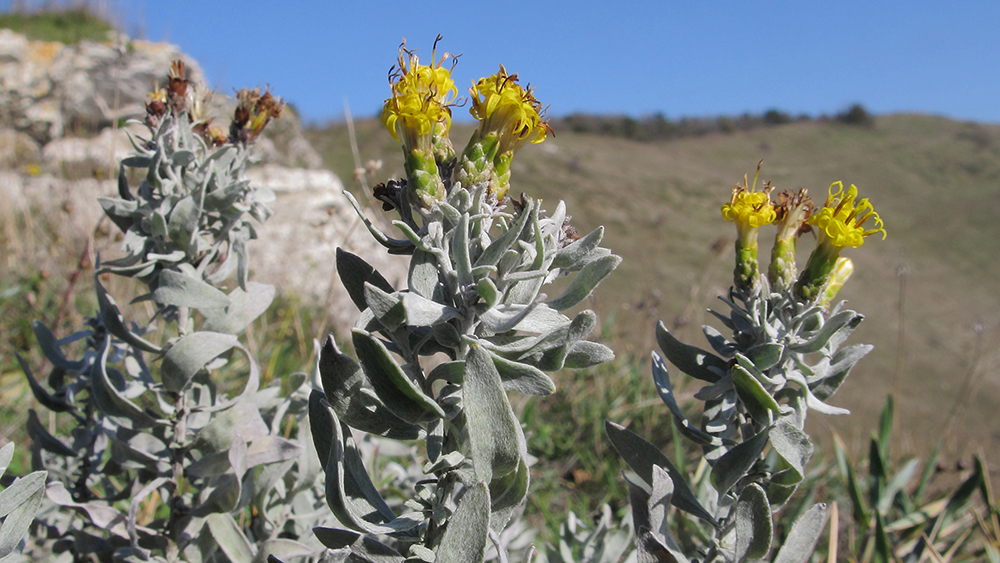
<box><xmin>0</xmin><ymin>29</ymin><xmax>403</xmax><ymax>334</ymax></box>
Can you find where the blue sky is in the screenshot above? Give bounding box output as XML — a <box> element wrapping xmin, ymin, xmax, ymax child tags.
<box><xmin>32</xmin><ymin>1</ymin><xmax>1000</xmax><ymax>124</ymax></box>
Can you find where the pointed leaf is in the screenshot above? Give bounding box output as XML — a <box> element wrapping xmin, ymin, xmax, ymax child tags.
<box><xmin>435</xmin><ymin>482</ymin><xmax>490</xmax><ymax>563</ymax></box>
<box><xmin>773</xmin><ymin>503</ymin><xmax>829</xmax><ymax>563</ymax></box>
<box><xmin>545</xmin><ymin>255</ymin><xmax>621</xmax><ymax>311</ymax></box>
<box><xmin>734</xmin><ymin>483</ymin><xmax>772</xmax><ymax>561</ymax></box>
<box><xmin>161</xmin><ymin>331</ymin><xmax>239</xmax><ymax>392</ymax></box>
<box><xmin>465</xmin><ymin>344</ymin><xmax>526</xmax><ymax>483</ymax></box>
<box><xmin>711</xmin><ymin>428</ymin><xmax>770</xmax><ymax>497</ymax></box>
<box><xmin>655</xmin><ymin>321</ymin><xmax>726</xmax><ymax>383</ymax></box>
<box><xmin>318</xmin><ymin>335</ymin><xmax>422</xmax><ymax>439</ymax></box>
<box><xmin>337</xmin><ymin>248</ymin><xmax>396</xmax><ymax>313</ymax></box>
<box><xmin>352</xmin><ymin>329</ymin><xmax>444</xmax><ymax>424</ymax></box>
<box><xmin>604</xmin><ymin>420</ymin><xmax>718</xmax><ymax>526</ymax></box>
<box><xmin>153</xmin><ymin>269</ymin><xmax>230</xmax><ymax>310</ymax></box>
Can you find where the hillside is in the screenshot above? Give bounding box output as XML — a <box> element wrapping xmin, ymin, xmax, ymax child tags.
<box><xmin>307</xmin><ymin>114</ymin><xmax>1000</xmax><ymax>470</ymax></box>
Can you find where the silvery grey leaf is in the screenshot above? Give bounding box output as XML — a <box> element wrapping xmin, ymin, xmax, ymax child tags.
<box><xmin>167</xmin><ymin>195</ymin><xmax>199</xmax><ymax>253</ymax></box>
<box><xmin>772</xmin><ymin>503</ymin><xmax>828</xmax><ymax>563</ymax></box>
<box><xmin>604</xmin><ymin>421</ymin><xmax>718</xmax><ymax>526</ymax></box>
<box><xmin>319</xmin><ymin>336</ymin><xmax>423</xmax><ymax>440</ymax></box>
<box><xmin>489</xmin><ymin>351</ymin><xmax>556</xmax><ymax>396</ymax></box>
<box><xmin>545</xmin><ymin>255</ymin><xmax>621</xmax><ymax>311</ymax></box>
<box><xmin>194</xmin><ymin>401</ymin><xmax>269</xmax><ymax>452</ymax></box>
<box><xmin>488</xmin><ymin>456</ymin><xmax>530</xmax><ymax>534</ymax></box>
<box><xmin>465</xmin><ymin>344</ymin><xmax>526</xmax><ymax>483</ymax></box>
<box><xmin>97</xmin><ymin>196</ymin><xmax>139</xmax><ymax>234</ymax></box>
<box><xmin>352</xmin><ymin>329</ymin><xmax>444</xmax><ymax>424</ymax></box>
<box><xmin>435</xmin><ymin>481</ymin><xmax>490</xmax><ymax>563</ymax></box>
<box><xmin>46</xmin><ymin>482</ymin><xmax>128</xmax><ymax>537</ymax></box>
<box><xmin>202</xmin><ymin>282</ymin><xmax>276</xmax><ymax>335</ymax></box>
<box><xmin>401</xmin><ymin>292</ymin><xmax>461</xmax><ymax>327</ymax></box>
<box><xmin>809</xmin><ymin>344</ymin><xmax>872</xmax><ymax>400</ymax></box>
<box><xmin>651</xmin><ymin>352</ymin><xmax>723</xmax><ymax>447</ymax></box>
<box><xmin>409</xmin><ymin>249</ymin><xmax>441</xmax><ymax>300</ymax></box>
<box><xmin>93</xmin><ymin>339</ymin><xmax>164</xmax><ymax>428</ymax></box>
<box><xmin>161</xmin><ymin>331</ymin><xmax>239</xmax><ymax>392</ymax></box>
<box><xmin>702</xmin><ymin>324</ymin><xmax>736</xmax><ymax>358</ymax></box>
<box><xmin>711</xmin><ymin>428</ymin><xmax>769</xmax><ymax>497</ymax></box>
<box><xmin>731</xmin><ymin>365</ymin><xmax>781</xmax><ymax>426</ymax></box>
<box><xmin>745</xmin><ymin>342</ymin><xmax>783</xmax><ymax>371</ymax></box>
<box><xmin>26</xmin><ymin>410</ymin><xmax>76</xmax><ymax>457</ymax></box>
<box><xmin>733</xmin><ymin>483</ymin><xmax>772</xmax><ymax>561</ymax></box>
<box><xmin>476</xmin><ymin>201</ymin><xmax>534</xmax><ymax>270</ymax></box>
<box><xmin>16</xmin><ymin>353</ymin><xmax>75</xmax><ymax>414</ymax></box>
<box><xmin>337</xmin><ymin>248</ymin><xmax>395</xmax><ymax>311</ymax></box>
<box><xmin>363</xmin><ymin>283</ymin><xmax>405</xmax><ymax>332</ymax></box>
<box><xmin>789</xmin><ymin>310</ymin><xmax>863</xmax><ymax>354</ymax></box>
<box><xmin>252</xmin><ymin>539</ymin><xmax>316</xmax><ymax>563</ymax></box>
<box><xmin>152</xmin><ymin>269</ymin><xmax>230</xmax><ymax>310</ymax></box>
<box><xmin>312</xmin><ymin>528</ymin><xmax>404</xmax><ymax>562</ymax></box>
<box><xmin>769</xmin><ymin>418</ymin><xmax>813</xmax><ymax>485</ymax></box>
<box><xmin>205</xmin><ymin>512</ymin><xmax>254</xmax><ymax>563</ymax></box>
<box><xmin>0</xmin><ymin>472</ymin><xmax>45</xmax><ymax>559</ymax></box>
<box><xmin>95</xmin><ymin>279</ymin><xmax>163</xmax><ymax>354</ymax></box>
<box><xmin>563</xmin><ymin>340</ymin><xmax>614</xmax><ymax>369</ymax></box>
<box><xmin>655</xmin><ymin>321</ymin><xmax>726</xmax><ymax>383</ymax></box>
<box><xmin>550</xmin><ymin>226</ymin><xmax>605</xmax><ymax>270</ymax></box>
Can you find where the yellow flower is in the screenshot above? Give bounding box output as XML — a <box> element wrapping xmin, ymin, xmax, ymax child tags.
<box><xmin>809</xmin><ymin>181</ymin><xmax>886</xmax><ymax>248</ymax></box>
<box><xmin>795</xmin><ymin>182</ymin><xmax>886</xmax><ymax>303</ymax></box>
<box><xmin>721</xmin><ymin>184</ymin><xmax>777</xmax><ymax>232</ymax></box>
<box><xmin>721</xmin><ymin>164</ymin><xmax>776</xmax><ymax>293</ymax></box>
<box><xmin>380</xmin><ymin>38</ymin><xmax>457</xmax><ymax>146</ymax></box>
<box><xmin>468</xmin><ymin>65</ymin><xmax>550</xmax><ymax>155</ymax></box>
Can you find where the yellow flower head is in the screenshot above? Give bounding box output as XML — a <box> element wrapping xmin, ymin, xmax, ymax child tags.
<box><xmin>381</xmin><ymin>37</ymin><xmax>458</xmax><ymax>145</ymax></box>
<box><xmin>721</xmin><ymin>169</ymin><xmax>777</xmax><ymax>232</ymax></box>
<box><xmin>809</xmin><ymin>182</ymin><xmax>886</xmax><ymax>248</ymax></box>
<box><xmin>469</xmin><ymin>65</ymin><xmax>551</xmax><ymax>154</ymax></box>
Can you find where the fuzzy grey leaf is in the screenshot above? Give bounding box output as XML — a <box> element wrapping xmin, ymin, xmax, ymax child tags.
<box><xmin>772</xmin><ymin>503</ymin><xmax>828</xmax><ymax>563</ymax></box>
<box><xmin>318</xmin><ymin>336</ymin><xmax>422</xmax><ymax>439</ymax></box>
<box><xmin>352</xmin><ymin>329</ymin><xmax>444</xmax><ymax>424</ymax></box>
<box><xmin>252</xmin><ymin>539</ymin><xmax>316</xmax><ymax>563</ymax></box>
<box><xmin>312</xmin><ymin>528</ymin><xmax>404</xmax><ymax>563</ymax></box>
<box><xmin>465</xmin><ymin>344</ymin><xmax>526</xmax><ymax>483</ymax></box>
<box><xmin>97</xmin><ymin>196</ymin><xmax>138</xmax><ymax>233</ymax></box>
<box><xmin>488</xmin><ymin>457</ymin><xmax>530</xmax><ymax>534</ymax></box>
<box><xmin>745</xmin><ymin>343</ymin><xmax>783</xmax><ymax>371</ymax></box>
<box><xmin>363</xmin><ymin>283</ymin><xmax>405</xmax><ymax>331</ymax></box>
<box><xmin>26</xmin><ymin>410</ymin><xmax>75</xmax><ymax>457</ymax></box>
<box><xmin>734</xmin><ymin>483</ymin><xmax>772</xmax><ymax>561</ymax></box>
<box><xmin>810</xmin><ymin>344</ymin><xmax>872</xmax><ymax>400</ymax></box>
<box><xmin>711</xmin><ymin>428</ymin><xmax>770</xmax><ymax>497</ymax></box>
<box><xmin>655</xmin><ymin>321</ymin><xmax>727</xmax><ymax>383</ymax></box>
<box><xmin>604</xmin><ymin>420</ymin><xmax>718</xmax><ymax>526</ymax></box>
<box><xmin>0</xmin><ymin>473</ymin><xmax>44</xmax><ymax>559</ymax></box>
<box><xmin>194</xmin><ymin>401</ymin><xmax>269</xmax><ymax>452</ymax></box>
<box><xmin>790</xmin><ymin>310</ymin><xmax>863</xmax><ymax>354</ymax></box>
<box><xmin>769</xmin><ymin>418</ymin><xmax>813</xmax><ymax>485</ymax></box>
<box><xmin>201</xmin><ymin>282</ymin><xmax>275</xmax><ymax>335</ymax></box>
<box><xmin>409</xmin><ymin>249</ymin><xmax>441</xmax><ymax>300</ymax></box>
<box><xmin>731</xmin><ymin>365</ymin><xmax>781</xmax><ymax>426</ymax></box>
<box><xmin>563</xmin><ymin>340</ymin><xmax>615</xmax><ymax>369</ymax></box>
<box><xmin>337</xmin><ymin>248</ymin><xmax>397</xmax><ymax>313</ymax></box>
<box><xmin>550</xmin><ymin>226</ymin><xmax>604</xmax><ymax>270</ymax></box>
<box><xmin>401</xmin><ymin>292</ymin><xmax>461</xmax><ymax>327</ymax></box>
<box><xmin>435</xmin><ymin>481</ymin><xmax>490</xmax><ymax>563</ymax></box>
<box><xmin>490</xmin><ymin>351</ymin><xmax>556</xmax><ymax>395</ymax></box>
<box><xmin>0</xmin><ymin>445</ymin><xmax>11</xmax><ymax>480</ymax></box>
<box><xmin>95</xmin><ymin>279</ymin><xmax>163</xmax><ymax>354</ymax></box>
<box><xmin>167</xmin><ymin>195</ymin><xmax>199</xmax><ymax>253</ymax></box>
<box><xmin>32</xmin><ymin>321</ymin><xmax>86</xmax><ymax>372</ymax></box>
<box><xmin>206</xmin><ymin>512</ymin><xmax>254</xmax><ymax>563</ymax></box>
<box><xmin>702</xmin><ymin>325</ymin><xmax>736</xmax><ymax>358</ymax></box>
<box><xmin>651</xmin><ymin>352</ymin><xmax>722</xmax><ymax>446</ymax></box>
<box><xmin>0</xmin><ymin>471</ymin><xmax>45</xmax><ymax>520</ymax></box>
<box><xmin>545</xmin><ymin>254</ymin><xmax>621</xmax><ymax>311</ymax></box>
<box><xmin>16</xmin><ymin>353</ymin><xmax>74</xmax><ymax>414</ymax></box>
<box><xmin>475</xmin><ymin>200</ymin><xmax>534</xmax><ymax>269</ymax></box>
<box><xmin>161</xmin><ymin>331</ymin><xmax>239</xmax><ymax>392</ymax></box>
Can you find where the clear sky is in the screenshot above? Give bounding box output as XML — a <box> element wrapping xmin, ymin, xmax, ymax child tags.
<box><xmin>28</xmin><ymin>1</ymin><xmax>1000</xmax><ymax>124</ymax></box>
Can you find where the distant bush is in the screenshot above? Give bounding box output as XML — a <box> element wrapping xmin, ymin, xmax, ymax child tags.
<box><xmin>836</xmin><ymin>103</ymin><xmax>875</xmax><ymax>127</ymax></box>
<box><xmin>763</xmin><ymin>108</ymin><xmax>793</xmax><ymax>125</ymax></box>
<box><xmin>0</xmin><ymin>7</ymin><xmax>113</xmax><ymax>44</ymax></box>
<box><xmin>549</xmin><ymin>108</ymin><xmax>806</xmax><ymax>143</ymax></box>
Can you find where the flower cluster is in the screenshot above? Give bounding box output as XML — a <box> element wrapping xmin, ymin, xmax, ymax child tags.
<box><xmin>379</xmin><ymin>38</ymin><xmax>551</xmax><ymax>209</ymax></box>
<box><xmin>721</xmin><ymin>167</ymin><xmax>886</xmax><ymax>303</ymax></box>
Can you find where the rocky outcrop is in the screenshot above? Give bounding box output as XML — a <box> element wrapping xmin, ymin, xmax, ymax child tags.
<box><xmin>0</xmin><ymin>29</ymin><xmax>403</xmax><ymax>334</ymax></box>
